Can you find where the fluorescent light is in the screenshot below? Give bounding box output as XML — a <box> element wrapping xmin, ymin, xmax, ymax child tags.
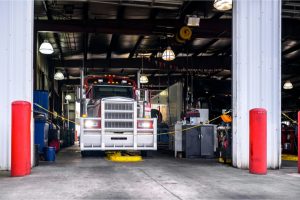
<box><xmin>54</xmin><ymin>71</ymin><xmax>64</xmax><ymax>80</ymax></box>
<box><xmin>214</xmin><ymin>0</ymin><xmax>232</xmax><ymax>11</ymax></box>
<box><xmin>283</xmin><ymin>80</ymin><xmax>293</xmax><ymax>90</ymax></box>
<box><xmin>140</xmin><ymin>75</ymin><xmax>149</xmax><ymax>84</ymax></box>
<box><xmin>162</xmin><ymin>46</ymin><xmax>175</xmax><ymax>61</ymax></box>
<box><xmin>185</xmin><ymin>15</ymin><xmax>200</xmax><ymax>27</ymax></box>
<box><xmin>39</xmin><ymin>40</ymin><xmax>54</xmax><ymax>54</ymax></box>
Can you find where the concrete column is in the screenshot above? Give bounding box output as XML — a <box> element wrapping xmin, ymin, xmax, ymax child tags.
<box><xmin>0</xmin><ymin>0</ymin><xmax>34</xmax><ymax>170</ymax></box>
<box><xmin>232</xmin><ymin>0</ymin><xmax>281</xmax><ymax>169</ymax></box>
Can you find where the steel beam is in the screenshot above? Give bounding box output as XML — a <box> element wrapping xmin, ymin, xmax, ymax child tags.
<box><xmin>34</xmin><ymin>19</ymin><xmax>232</xmax><ymax>38</ymax></box>
<box><xmin>53</xmin><ymin>56</ymin><xmax>231</xmax><ymax>69</ymax></box>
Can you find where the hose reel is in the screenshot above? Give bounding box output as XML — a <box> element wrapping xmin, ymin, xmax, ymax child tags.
<box><xmin>176</xmin><ymin>26</ymin><xmax>192</xmax><ymax>44</ymax></box>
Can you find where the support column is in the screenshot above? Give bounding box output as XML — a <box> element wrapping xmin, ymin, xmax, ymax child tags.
<box><xmin>0</xmin><ymin>0</ymin><xmax>34</xmax><ymax>170</ymax></box>
<box><xmin>232</xmin><ymin>0</ymin><xmax>281</xmax><ymax>169</ymax></box>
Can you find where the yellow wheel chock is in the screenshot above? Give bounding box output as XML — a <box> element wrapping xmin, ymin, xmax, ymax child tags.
<box><xmin>106</xmin><ymin>151</ymin><xmax>143</xmax><ymax>162</ymax></box>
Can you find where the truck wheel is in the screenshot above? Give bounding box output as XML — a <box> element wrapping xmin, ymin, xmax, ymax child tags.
<box><xmin>81</xmin><ymin>151</ymin><xmax>88</xmax><ymax>157</ymax></box>
<box><xmin>141</xmin><ymin>150</ymin><xmax>148</xmax><ymax>157</ymax></box>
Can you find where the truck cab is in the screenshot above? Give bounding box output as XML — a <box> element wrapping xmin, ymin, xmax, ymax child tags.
<box><xmin>77</xmin><ymin>75</ymin><xmax>157</xmax><ymax>154</ymax></box>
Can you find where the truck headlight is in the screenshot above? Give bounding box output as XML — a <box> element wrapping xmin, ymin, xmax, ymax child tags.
<box><xmin>84</xmin><ymin>120</ymin><xmax>100</xmax><ymax>128</ymax></box>
<box><xmin>137</xmin><ymin>120</ymin><xmax>153</xmax><ymax>129</ymax></box>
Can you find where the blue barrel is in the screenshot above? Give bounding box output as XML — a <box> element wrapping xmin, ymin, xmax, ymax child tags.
<box><xmin>43</xmin><ymin>147</ymin><xmax>56</xmax><ymax>161</ymax></box>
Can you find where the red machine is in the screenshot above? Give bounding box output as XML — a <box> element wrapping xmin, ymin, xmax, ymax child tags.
<box><xmin>281</xmin><ymin>124</ymin><xmax>297</xmax><ymax>154</ymax></box>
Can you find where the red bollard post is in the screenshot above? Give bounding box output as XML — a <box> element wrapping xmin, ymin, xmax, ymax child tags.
<box><xmin>11</xmin><ymin>101</ymin><xmax>31</xmax><ymax>177</ymax></box>
<box><xmin>298</xmin><ymin>111</ymin><xmax>300</xmax><ymax>173</ymax></box>
<box><xmin>249</xmin><ymin>108</ymin><xmax>267</xmax><ymax>175</ymax></box>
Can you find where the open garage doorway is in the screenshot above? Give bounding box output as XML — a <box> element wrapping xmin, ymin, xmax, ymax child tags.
<box><xmin>281</xmin><ymin>1</ymin><xmax>300</xmax><ymax>167</ymax></box>
<box><xmin>33</xmin><ymin>0</ymin><xmax>232</xmax><ymax>164</ymax></box>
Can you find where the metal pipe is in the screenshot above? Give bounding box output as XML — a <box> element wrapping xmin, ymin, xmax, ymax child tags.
<box><xmin>67</xmin><ymin>100</ymin><xmax>70</xmax><ymax>129</ymax></box>
<box><xmin>137</xmin><ymin>69</ymin><xmax>141</xmax><ymax>89</ymax></box>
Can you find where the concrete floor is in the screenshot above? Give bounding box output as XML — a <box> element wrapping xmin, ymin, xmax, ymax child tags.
<box><xmin>1</xmin><ymin>146</ymin><xmax>300</xmax><ymax>200</ymax></box>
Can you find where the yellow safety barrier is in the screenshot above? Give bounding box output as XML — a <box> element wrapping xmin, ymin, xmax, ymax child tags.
<box><xmin>218</xmin><ymin>157</ymin><xmax>232</xmax><ymax>164</ymax></box>
<box><xmin>106</xmin><ymin>151</ymin><xmax>143</xmax><ymax>162</ymax></box>
<box><xmin>282</xmin><ymin>154</ymin><xmax>298</xmax><ymax>161</ymax></box>
<box><xmin>34</xmin><ymin>103</ymin><xmax>79</xmax><ymax>125</ymax></box>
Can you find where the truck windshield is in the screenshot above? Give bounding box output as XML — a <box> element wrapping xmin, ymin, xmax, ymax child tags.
<box><xmin>93</xmin><ymin>85</ymin><xmax>133</xmax><ymax>99</ymax></box>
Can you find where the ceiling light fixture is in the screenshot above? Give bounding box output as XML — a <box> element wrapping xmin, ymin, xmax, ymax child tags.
<box><xmin>54</xmin><ymin>71</ymin><xmax>65</xmax><ymax>80</ymax></box>
<box><xmin>213</xmin><ymin>0</ymin><xmax>232</xmax><ymax>11</ymax></box>
<box><xmin>65</xmin><ymin>94</ymin><xmax>72</xmax><ymax>101</ymax></box>
<box><xmin>140</xmin><ymin>75</ymin><xmax>149</xmax><ymax>84</ymax></box>
<box><xmin>139</xmin><ymin>55</ymin><xmax>148</xmax><ymax>84</ymax></box>
<box><xmin>283</xmin><ymin>80</ymin><xmax>293</xmax><ymax>90</ymax></box>
<box><xmin>185</xmin><ymin>15</ymin><xmax>200</xmax><ymax>27</ymax></box>
<box><xmin>39</xmin><ymin>40</ymin><xmax>54</xmax><ymax>54</ymax></box>
<box><xmin>162</xmin><ymin>46</ymin><xmax>175</xmax><ymax>61</ymax></box>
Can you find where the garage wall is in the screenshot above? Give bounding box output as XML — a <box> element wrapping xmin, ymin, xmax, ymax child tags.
<box><xmin>0</xmin><ymin>0</ymin><xmax>34</xmax><ymax>170</ymax></box>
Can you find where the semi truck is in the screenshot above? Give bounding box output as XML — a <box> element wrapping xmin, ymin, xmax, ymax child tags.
<box><xmin>76</xmin><ymin>75</ymin><xmax>157</xmax><ymax>156</ymax></box>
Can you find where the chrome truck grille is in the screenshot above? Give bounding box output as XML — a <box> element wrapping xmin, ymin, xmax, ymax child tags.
<box><xmin>105</xmin><ymin>121</ymin><xmax>133</xmax><ymax>128</ymax></box>
<box><xmin>105</xmin><ymin>112</ymin><xmax>133</xmax><ymax>119</ymax></box>
<box><xmin>105</xmin><ymin>103</ymin><xmax>133</xmax><ymax>111</ymax></box>
<box><xmin>103</xmin><ymin>101</ymin><xmax>134</xmax><ymax>129</ymax></box>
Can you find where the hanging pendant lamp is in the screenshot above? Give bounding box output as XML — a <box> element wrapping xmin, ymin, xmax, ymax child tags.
<box><xmin>140</xmin><ymin>75</ymin><xmax>149</xmax><ymax>84</ymax></box>
<box><xmin>213</xmin><ymin>0</ymin><xmax>232</xmax><ymax>11</ymax></box>
<box><xmin>54</xmin><ymin>71</ymin><xmax>64</xmax><ymax>80</ymax></box>
<box><xmin>162</xmin><ymin>46</ymin><xmax>175</xmax><ymax>61</ymax></box>
<box><xmin>283</xmin><ymin>80</ymin><xmax>293</xmax><ymax>90</ymax></box>
<box><xmin>139</xmin><ymin>55</ymin><xmax>149</xmax><ymax>84</ymax></box>
<box><xmin>39</xmin><ymin>40</ymin><xmax>54</xmax><ymax>54</ymax></box>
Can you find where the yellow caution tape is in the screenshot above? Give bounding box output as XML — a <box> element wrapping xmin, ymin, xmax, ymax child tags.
<box><xmin>282</xmin><ymin>113</ymin><xmax>297</xmax><ymax>124</ymax></box>
<box><xmin>157</xmin><ymin>110</ymin><xmax>232</xmax><ymax>136</ymax></box>
<box><xmin>34</xmin><ymin>103</ymin><xmax>79</xmax><ymax>125</ymax></box>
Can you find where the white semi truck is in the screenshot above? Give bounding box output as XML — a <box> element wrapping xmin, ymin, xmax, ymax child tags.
<box><xmin>76</xmin><ymin>75</ymin><xmax>157</xmax><ymax>156</ymax></box>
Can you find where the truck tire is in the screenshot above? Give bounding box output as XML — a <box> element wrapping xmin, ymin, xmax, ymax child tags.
<box><xmin>81</xmin><ymin>151</ymin><xmax>88</xmax><ymax>157</ymax></box>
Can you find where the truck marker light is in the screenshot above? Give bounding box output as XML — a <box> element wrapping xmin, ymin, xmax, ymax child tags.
<box><xmin>84</xmin><ymin>120</ymin><xmax>99</xmax><ymax>128</ymax></box>
<box><xmin>121</xmin><ymin>80</ymin><xmax>127</xmax><ymax>84</ymax></box>
<box><xmin>85</xmin><ymin>120</ymin><xmax>96</xmax><ymax>128</ymax></box>
<box><xmin>137</xmin><ymin>121</ymin><xmax>153</xmax><ymax>129</ymax></box>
